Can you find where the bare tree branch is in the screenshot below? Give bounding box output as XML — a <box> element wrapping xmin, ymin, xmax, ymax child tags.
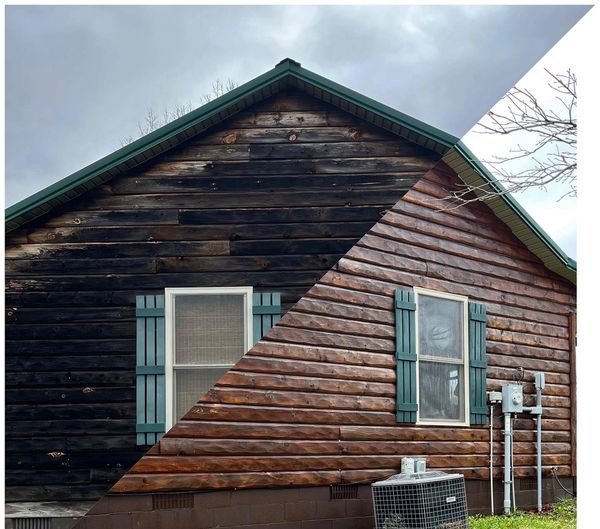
<box><xmin>444</xmin><ymin>69</ymin><xmax>577</xmax><ymax>208</ymax></box>
<box><xmin>120</xmin><ymin>78</ymin><xmax>238</xmax><ymax>147</ymax></box>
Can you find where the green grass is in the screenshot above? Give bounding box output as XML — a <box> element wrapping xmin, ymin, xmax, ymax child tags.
<box><xmin>469</xmin><ymin>498</ymin><xmax>576</xmax><ymax>529</ymax></box>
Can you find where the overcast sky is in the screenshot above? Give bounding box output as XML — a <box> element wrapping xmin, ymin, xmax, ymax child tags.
<box><xmin>5</xmin><ymin>5</ymin><xmax>589</xmax><ymax>259</ymax></box>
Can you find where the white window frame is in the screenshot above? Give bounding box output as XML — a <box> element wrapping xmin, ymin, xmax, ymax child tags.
<box><xmin>414</xmin><ymin>287</ymin><xmax>470</xmax><ymax>427</ymax></box>
<box><xmin>164</xmin><ymin>286</ymin><xmax>253</xmax><ymax>429</ymax></box>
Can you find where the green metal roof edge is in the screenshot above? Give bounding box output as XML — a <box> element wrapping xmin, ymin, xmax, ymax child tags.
<box><xmin>453</xmin><ymin>140</ymin><xmax>576</xmax><ymax>278</ymax></box>
<box><xmin>5</xmin><ymin>61</ymin><xmax>294</xmax><ymax>225</ymax></box>
<box><xmin>6</xmin><ymin>58</ymin><xmax>459</xmax><ymax>229</ymax></box>
<box><xmin>286</xmin><ymin>61</ymin><xmax>459</xmax><ymax>150</ymax></box>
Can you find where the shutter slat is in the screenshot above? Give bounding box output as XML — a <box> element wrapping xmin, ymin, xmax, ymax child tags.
<box><xmin>469</xmin><ymin>301</ymin><xmax>488</xmax><ymax>425</ymax></box>
<box><xmin>136</xmin><ymin>294</ymin><xmax>166</xmax><ymax>445</ymax></box>
<box><xmin>146</xmin><ymin>296</ymin><xmax>156</xmax><ymax>445</ymax></box>
<box><xmin>135</xmin><ymin>296</ymin><xmax>146</xmax><ymax>446</ymax></box>
<box><xmin>252</xmin><ymin>291</ymin><xmax>282</xmax><ymax>345</ymax></box>
<box><xmin>395</xmin><ymin>289</ymin><xmax>417</xmax><ymax>423</ymax></box>
<box><xmin>155</xmin><ymin>295</ymin><xmax>166</xmax><ymax>442</ymax></box>
<box><xmin>262</xmin><ymin>293</ymin><xmax>271</xmax><ymax>339</ymax></box>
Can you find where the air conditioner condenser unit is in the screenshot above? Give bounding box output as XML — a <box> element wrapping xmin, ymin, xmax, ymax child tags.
<box><xmin>372</xmin><ymin>471</ymin><xmax>468</xmax><ymax>529</ymax></box>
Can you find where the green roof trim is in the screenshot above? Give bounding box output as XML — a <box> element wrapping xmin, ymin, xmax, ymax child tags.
<box><xmin>6</xmin><ymin>58</ymin><xmax>575</xmax><ymax>285</ymax></box>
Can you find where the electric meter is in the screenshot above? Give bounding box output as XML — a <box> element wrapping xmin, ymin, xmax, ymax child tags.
<box><xmin>501</xmin><ymin>384</ymin><xmax>523</xmax><ymax>413</ymax></box>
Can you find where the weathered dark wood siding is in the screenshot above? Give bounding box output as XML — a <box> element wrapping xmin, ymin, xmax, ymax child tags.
<box><xmin>110</xmin><ymin>162</ymin><xmax>576</xmax><ymax>494</ymax></box>
<box><xmin>4</xmin><ymin>90</ymin><xmax>439</xmax><ymax>501</ymax></box>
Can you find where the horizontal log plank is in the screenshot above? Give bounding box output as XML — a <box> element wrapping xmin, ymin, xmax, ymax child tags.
<box><xmin>6</xmin><ymin>271</ymin><xmax>326</xmax><ymax>292</ymax></box>
<box><xmin>6</xmin><ymin>484</ymin><xmax>111</xmax><ymax>502</ymax></box>
<box><xmin>137</xmin><ymin>157</ymin><xmax>436</xmax><ymax>178</ymax></box>
<box><xmin>179</xmin><ymin>205</ymin><xmax>388</xmax><ymax>225</ymax></box>
<box><xmin>279</xmin><ymin>311</ymin><xmax>395</xmax><ymax>339</ymax></box>
<box><xmin>82</xmin><ymin>189</ymin><xmax>411</xmax><ymax>210</ymax></box>
<box><xmin>156</xmin><ymin>254</ymin><xmax>343</xmax><ymax>273</ymax></box>
<box><xmin>247</xmin><ymin>342</ymin><xmax>396</xmax><ymax>369</ymax></box>
<box><xmin>184</xmin><ymin>404</ymin><xmax>397</xmax><ymax>426</ymax></box>
<box><xmin>110</xmin><ymin>173</ymin><xmax>421</xmax><ymax>195</ymax></box>
<box><xmin>5</xmin><ymin>387</ymin><xmax>134</xmax><ymax>405</ymax></box>
<box><xmin>7</xmin><ymin>370</ymin><xmax>134</xmax><ymax>388</ymax></box>
<box><xmin>5</xmin><ymin>403</ymin><xmax>135</xmax><ymax>421</ymax></box>
<box><xmin>248</xmin><ymin>141</ymin><xmax>432</xmax><ymax>160</ymax></box>
<box><xmin>43</xmin><ymin>209</ymin><xmax>180</xmax><ymax>228</ymax></box>
<box><xmin>5</xmin><ymin>241</ymin><xmax>231</xmax><ymax>259</ymax></box>
<box><xmin>166</xmin><ymin>421</ymin><xmax>340</xmax><ymax>440</ymax></box>
<box><xmin>190</xmin><ymin>125</ymin><xmax>394</xmax><ymax>145</ymax></box>
<box><xmin>234</xmin><ymin>355</ymin><xmax>395</xmax><ymax>382</ymax></box>
<box><xmin>200</xmin><ymin>387</ymin><xmax>396</xmax><ymax>412</ymax></box>
<box><xmin>5</xmin><ymin>258</ymin><xmax>156</xmax><ymax>276</ymax></box>
<box><xmin>218</xmin><ymin>371</ymin><xmax>395</xmax><ymax>397</ymax></box>
<box><xmin>264</xmin><ymin>325</ymin><xmax>395</xmax><ymax>353</ymax></box>
<box><xmin>292</xmin><ymin>296</ymin><xmax>394</xmax><ymax>325</ymax></box>
<box><xmin>27</xmin><ymin>222</ymin><xmax>378</xmax><ymax>244</ymax></box>
<box><xmin>111</xmin><ymin>470</ymin><xmax>343</xmax><ymax>493</ymax></box>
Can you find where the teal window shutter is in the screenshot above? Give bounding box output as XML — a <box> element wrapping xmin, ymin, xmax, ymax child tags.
<box><xmin>395</xmin><ymin>288</ymin><xmax>417</xmax><ymax>423</ymax></box>
<box><xmin>136</xmin><ymin>294</ymin><xmax>166</xmax><ymax>445</ymax></box>
<box><xmin>252</xmin><ymin>292</ymin><xmax>281</xmax><ymax>345</ymax></box>
<box><xmin>469</xmin><ymin>302</ymin><xmax>488</xmax><ymax>425</ymax></box>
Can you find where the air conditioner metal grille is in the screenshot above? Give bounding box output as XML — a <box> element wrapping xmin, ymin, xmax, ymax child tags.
<box><xmin>372</xmin><ymin>471</ymin><xmax>468</xmax><ymax>529</ymax></box>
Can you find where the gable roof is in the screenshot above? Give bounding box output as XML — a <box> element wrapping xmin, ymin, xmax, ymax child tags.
<box><xmin>5</xmin><ymin>58</ymin><xmax>575</xmax><ymax>284</ymax></box>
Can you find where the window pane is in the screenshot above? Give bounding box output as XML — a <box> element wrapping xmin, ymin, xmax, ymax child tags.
<box><xmin>419</xmin><ymin>361</ymin><xmax>464</xmax><ymax>422</ymax></box>
<box><xmin>419</xmin><ymin>295</ymin><xmax>463</xmax><ymax>360</ymax></box>
<box><xmin>174</xmin><ymin>294</ymin><xmax>246</xmax><ymax>365</ymax></box>
<box><xmin>174</xmin><ymin>367</ymin><xmax>229</xmax><ymax>421</ymax></box>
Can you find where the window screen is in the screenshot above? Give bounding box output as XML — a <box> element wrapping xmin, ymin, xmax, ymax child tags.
<box><xmin>172</xmin><ymin>292</ymin><xmax>247</xmax><ymax>422</ymax></box>
<box><xmin>417</xmin><ymin>293</ymin><xmax>466</xmax><ymax>423</ymax></box>
<box><xmin>174</xmin><ymin>294</ymin><xmax>245</xmax><ymax>365</ymax></box>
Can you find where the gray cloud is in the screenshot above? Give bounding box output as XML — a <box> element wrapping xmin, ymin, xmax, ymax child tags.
<box><xmin>5</xmin><ymin>5</ymin><xmax>589</xmax><ymax>206</ymax></box>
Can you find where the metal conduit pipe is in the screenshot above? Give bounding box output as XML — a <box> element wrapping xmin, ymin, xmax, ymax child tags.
<box><xmin>535</xmin><ymin>372</ymin><xmax>545</xmax><ymax>512</ymax></box>
<box><xmin>511</xmin><ymin>416</ymin><xmax>516</xmax><ymax>512</ymax></box>
<box><xmin>489</xmin><ymin>403</ymin><xmax>494</xmax><ymax>515</ymax></box>
<box><xmin>503</xmin><ymin>412</ymin><xmax>512</xmax><ymax>514</ymax></box>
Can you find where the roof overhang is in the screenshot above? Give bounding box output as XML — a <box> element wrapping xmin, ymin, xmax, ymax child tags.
<box><xmin>5</xmin><ymin>58</ymin><xmax>575</xmax><ymax>284</ymax></box>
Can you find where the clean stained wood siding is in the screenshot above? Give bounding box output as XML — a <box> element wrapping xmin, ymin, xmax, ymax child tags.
<box><xmin>4</xmin><ymin>89</ymin><xmax>439</xmax><ymax>502</ymax></box>
<box><xmin>111</xmin><ymin>162</ymin><xmax>575</xmax><ymax>494</ymax></box>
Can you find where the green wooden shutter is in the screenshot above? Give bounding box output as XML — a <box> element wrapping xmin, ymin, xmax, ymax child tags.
<box><xmin>252</xmin><ymin>292</ymin><xmax>281</xmax><ymax>345</ymax></box>
<box><xmin>395</xmin><ymin>288</ymin><xmax>417</xmax><ymax>423</ymax></box>
<box><xmin>469</xmin><ymin>301</ymin><xmax>488</xmax><ymax>425</ymax></box>
<box><xmin>136</xmin><ymin>294</ymin><xmax>166</xmax><ymax>445</ymax></box>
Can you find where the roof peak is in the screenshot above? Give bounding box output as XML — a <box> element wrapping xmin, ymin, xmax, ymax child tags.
<box><xmin>275</xmin><ymin>57</ymin><xmax>301</xmax><ymax>68</ymax></box>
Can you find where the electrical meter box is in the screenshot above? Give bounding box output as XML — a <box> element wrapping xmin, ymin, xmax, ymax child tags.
<box><xmin>501</xmin><ymin>384</ymin><xmax>523</xmax><ymax>413</ymax></box>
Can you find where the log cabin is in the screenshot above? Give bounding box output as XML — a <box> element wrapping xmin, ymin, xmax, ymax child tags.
<box><xmin>5</xmin><ymin>59</ymin><xmax>576</xmax><ymax>529</ymax></box>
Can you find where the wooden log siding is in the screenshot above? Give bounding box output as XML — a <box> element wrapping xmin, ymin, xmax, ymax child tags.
<box><xmin>107</xmin><ymin>161</ymin><xmax>576</xmax><ymax>495</ymax></box>
<box><xmin>4</xmin><ymin>89</ymin><xmax>441</xmax><ymax>502</ymax></box>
